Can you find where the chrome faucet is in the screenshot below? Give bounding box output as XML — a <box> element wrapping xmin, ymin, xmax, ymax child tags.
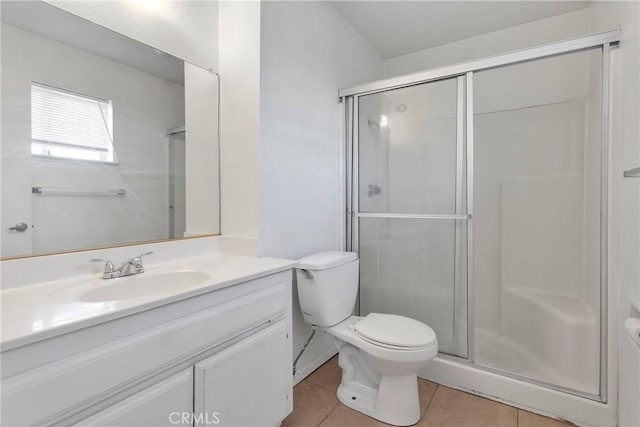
<box><xmin>90</xmin><ymin>252</ymin><xmax>154</xmax><ymax>279</ymax></box>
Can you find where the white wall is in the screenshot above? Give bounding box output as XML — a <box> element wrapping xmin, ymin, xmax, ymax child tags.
<box><xmin>184</xmin><ymin>63</ymin><xmax>220</xmax><ymax>236</ymax></box>
<box><xmin>589</xmin><ymin>2</ymin><xmax>640</xmax><ymax>426</ymax></box>
<box><xmin>257</xmin><ymin>1</ymin><xmax>384</xmax><ymax>381</ymax></box>
<box><xmin>1</xmin><ymin>23</ymin><xmax>184</xmax><ymax>256</ymax></box>
<box><xmin>44</xmin><ymin>0</ymin><xmax>218</xmax><ymax>72</ymax></box>
<box><xmin>218</xmin><ymin>1</ymin><xmax>261</xmax><ymax>250</ymax></box>
<box><xmin>384</xmin><ymin>8</ymin><xmax>591</xmax><ymax>78</ymax></box>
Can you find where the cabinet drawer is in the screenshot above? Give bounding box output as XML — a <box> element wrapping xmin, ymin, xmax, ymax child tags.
<box><xmin>76</xmin><ymin>369</ymin><xmax>193</xmax><ymax>427</ymax></box>
<box><xmin>194</xmin><ymin>321</ymin><xmax>289</xmax><ymax>427</ymax></box>
<box><xmin>1</xmin><ymin>278</ymin><xmax>289</xmax><ymax>426</ymax></box>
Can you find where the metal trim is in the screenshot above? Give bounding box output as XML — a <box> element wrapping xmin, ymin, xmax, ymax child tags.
<box><xmin>356</xmin><ymin>213</ymin><xmax>470</xmax><ymax>220</ymax></box>
<box><xmin>338</xmin><ymin>96</ymin><xmax>346</xmax><ymax>251</ymax></box>
<box><xmin>339</xmin><ymin>30</ymin><xmax>621</xmax><ymax>97</ymax></box>
<box><xmin>352</xmin><ymin>96</ymin><xmax>360</xmax><ymax>255</ymax></box>
<box><xmin>454</xmin><ymin>75</ymin><xmax>466</xmax><ymax>356</ymax></box>
<box><xmin>599</xmin><ymin>43</ymin><xmax>611</xmax><ymax>403</ymax></box>
<box><xmin>352</xmin><ymin>96</ymin><xmax>360</xmax><ymax>316</ymax></box>
<box><xmin>623</xmin><ymin>166</ymin><xmax>640</xmax><ymax>177</ymax></box>
<box><xmin>435</xmin><ymin>353</ymin><xmax>604</xmax><ymax>401</ymax></box>
<box><xmin>31</xmin><ymin>187</ymin><xmax>126</xmax><ymax>196</ymax></box>
<box><xmin>168</xmin><ymin>135</ymin><xmax>176</xmax><ymax>239</ymax></box>
<box><xmin>455</xmin><ymin>76</ymin><xmax>465</xmax><ymax>222</ymax></box>
<box><xmin>166</xmin><ymin>126</ymin><xmax>186</xmax><ymax>136</ymax></box>
<box><xmin>345</xmin><ymin>97</ymin><xmax>354</xmax><ymax>251</ymax></box>
<box><xmin>465</xmin><ymin>72</ymin><xmax>475</xmax><ymax>363</ymax></box>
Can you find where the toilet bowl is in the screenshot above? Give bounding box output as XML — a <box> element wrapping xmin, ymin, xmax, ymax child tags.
<box><xmin>296</xmin><ymin>252</ymin><xmax>438</xmax><ymax>426</ymax></box>
<box><xmin>327</xmin><ymin>314</ymin><xmax>437</xmax><ymax>425</ymax></box>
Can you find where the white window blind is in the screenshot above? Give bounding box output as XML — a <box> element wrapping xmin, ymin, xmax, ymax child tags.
<box><xmin>31</xmin><ymin>83</ymin><xmax>116</xmax><ymax>162</ymax></box>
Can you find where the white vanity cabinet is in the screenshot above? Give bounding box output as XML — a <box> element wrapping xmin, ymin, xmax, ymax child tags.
<box><xmin>0</xmin><ymin>270</ymin><xmax>293</xmax><ymax>427</ymax></box>
<box><xmin>194</xmin><ymin>322</ymin><xmax>289</xmax><ymax>427</ymax></box>
<box><xmin>76</xmin><ymin>369</ymin><xmax>194</xmax><ymax>427</ymax></box>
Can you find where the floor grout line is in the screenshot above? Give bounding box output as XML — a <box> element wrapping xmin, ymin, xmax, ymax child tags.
<box><xmin>304</xmin><ymin>378</ymin><xmax>342</xmax><ymax>394</ymax></box>
<box><xmin>296</xmin><ymin>362</ymin><xmax>563</xmax><ymax>427</ymax></box>
<box><xmin>316</xmin><ymin>402</ymin><xmax>340</xmax><ymax>427</ymax></box>
<box><xmin>423</xmin><ymin>383</ymin><xmax>439</xmax><ymax>417</ymax></box>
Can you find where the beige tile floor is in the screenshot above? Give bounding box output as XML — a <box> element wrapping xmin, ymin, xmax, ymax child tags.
<box><xmin>283</xmin><ymin>356</ymin><xmax>573</xmax><ymax>427</ymax></box>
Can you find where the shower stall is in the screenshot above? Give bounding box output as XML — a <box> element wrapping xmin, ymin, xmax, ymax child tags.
<box><xmin>342</xmin><ymin>31</ymin><xmax>618</xmax><ymax>422</ymax></box>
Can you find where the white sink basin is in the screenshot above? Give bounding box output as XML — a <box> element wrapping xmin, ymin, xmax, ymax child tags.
<box><xmin>80</xmin><ymin>270</ymin><xmax>212</xmax><ymax>302</ymax></box>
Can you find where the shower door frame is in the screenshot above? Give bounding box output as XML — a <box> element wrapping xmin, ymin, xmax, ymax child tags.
<box><xmin>347</xmin><ymin>75</ymin><xmax>471</xmax><ymax>359</ymax></box>
<box><xmin>168</xmin><ymin>127</ymin><xmax>186</xmax><ymax>240</ymax></box>
<box><xmin>343</xmin><ymin>30</ymin><xmax>619</xmax><ymax>405</ymax></box>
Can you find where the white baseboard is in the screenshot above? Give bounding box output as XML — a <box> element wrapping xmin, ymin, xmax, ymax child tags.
<box><xmin>293</xmin><ymin>346</ymin><xmax>337</xmax><ymax>385</ymax></box>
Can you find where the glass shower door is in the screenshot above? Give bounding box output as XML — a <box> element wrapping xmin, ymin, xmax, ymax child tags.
<box><xmin>472</xmin><ymin>48</ymin><xmax>604</xmax><ymax>396</ymax></box>
<box><xmin>353</xmin><ymin>76</ymin><xmax>468</xmax><ymax>357</ymax></box>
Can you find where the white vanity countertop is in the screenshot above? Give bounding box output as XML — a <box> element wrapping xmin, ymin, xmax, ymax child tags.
<box><xmin>0</xmin><ymin>253</ymin><xmax>296</xmax><ymax>351</ymax></box>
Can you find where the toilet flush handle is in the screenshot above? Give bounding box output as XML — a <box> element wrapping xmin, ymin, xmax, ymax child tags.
<box><xmin>300</xmin><ymin>269</ymin><xmax>314</xmax><ymax>280</ymax></box>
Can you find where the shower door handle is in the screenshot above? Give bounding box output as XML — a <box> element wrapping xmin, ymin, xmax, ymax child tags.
<box><xmin>356</xmin><ymin>213</ymin><xmax>471</xmax><ymax>220</ymax></box>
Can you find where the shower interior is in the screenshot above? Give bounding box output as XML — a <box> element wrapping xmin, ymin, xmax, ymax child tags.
<box><xmin>346</xmin><ymin>35</ymin><xmax>613</xmax><ymax>400</ymax></box>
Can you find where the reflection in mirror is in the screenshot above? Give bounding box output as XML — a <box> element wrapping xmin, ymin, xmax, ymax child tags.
<box><xmin>1</xmin><ymin>1</ymin><xmax>220</xmax><ymax>258</ymax></box>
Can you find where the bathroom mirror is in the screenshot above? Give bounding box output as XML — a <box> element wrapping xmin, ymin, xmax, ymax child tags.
<box><xmin>1</xmin><ymin>1</ymin><xmax>220</xmax><ymax>258</ymax></box>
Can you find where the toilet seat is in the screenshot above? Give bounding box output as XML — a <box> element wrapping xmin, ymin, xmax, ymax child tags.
<box><xmin>327</xmin><ymin>315</ymin><xmax>437</xmax><ymax>364</ymax></box>
<box><xmin>352</xmin><ymin>313</ymin><xmax>436</xmax><ymax>350</ymax></box>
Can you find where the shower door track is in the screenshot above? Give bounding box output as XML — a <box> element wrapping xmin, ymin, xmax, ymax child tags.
<box><xmin>343</xmin><ymin>30</ymin><xmax>620</xmax><ymax>405</ymax></box>
<box><xmin>339</xmin><ymin>30</ymin><xmax>619</xmax><ymax>97</ymax></box>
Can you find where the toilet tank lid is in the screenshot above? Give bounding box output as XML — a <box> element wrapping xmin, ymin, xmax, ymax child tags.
<box><xmin>297</xmin><ymin>251</ymin><xmax>358</xmax><ymax>270</ymax></box>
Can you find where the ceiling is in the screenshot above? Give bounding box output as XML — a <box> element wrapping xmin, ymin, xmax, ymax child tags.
<box><xmin>328</xmin><ymin>1</ymin><xmax>591</xmax><ymax>59</ymax></box>
<box><xmin>1</xmin><ymin>1</ymin><xmax>184</xmax><ymax>84</ymax></box>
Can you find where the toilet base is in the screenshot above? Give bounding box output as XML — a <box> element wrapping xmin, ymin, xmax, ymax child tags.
<box><xmin>336</xmin><ymin>344</ymin><xmax>421</xmax><ymax>426</ymax></box>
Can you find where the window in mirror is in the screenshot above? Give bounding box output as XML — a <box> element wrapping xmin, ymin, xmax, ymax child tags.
<box><xmin>31</xmin><ymin>83</ymin><xmax>117</xmax><ymax>163</ymax></box>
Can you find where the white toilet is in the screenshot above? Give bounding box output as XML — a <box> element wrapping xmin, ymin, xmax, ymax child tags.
<box><xmin>296</xmin><ymin>251</ymin><xmax>438</xmax><ymax>426</ymax></box>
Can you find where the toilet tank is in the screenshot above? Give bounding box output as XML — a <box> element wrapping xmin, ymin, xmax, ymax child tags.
<box><xmin>296</xmin><ymin>251</ymin><xmax>359</xmax><ymax>327</ymax></box>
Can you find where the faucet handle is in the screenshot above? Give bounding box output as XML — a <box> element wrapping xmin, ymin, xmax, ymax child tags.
<box><xmin>133</xmin><ymin>251</ymin><xmax>153</xmax><ymax>263</ymax></box>
<box><xmin>128</xmin><ymin>251</ymin><xmax>154</xmax><ymax>268</ymax></box>
<box><xmin>90</xmin><ymin>258</ymin><xmax>115</xmax><ymax>273</ymax></box>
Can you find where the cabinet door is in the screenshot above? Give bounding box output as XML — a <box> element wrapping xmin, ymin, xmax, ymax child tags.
<box><xmin>194</xmin><ymin>322</ymin><xmax>290</xmax><ymax>427</ymax></box>
<box><xmin>76</xmin><ymin>369</ymin><xmax>193</xmax><ymax>427</ymax></box>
